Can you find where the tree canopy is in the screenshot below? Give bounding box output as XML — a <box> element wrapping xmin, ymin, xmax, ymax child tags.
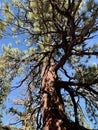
<box><xmin>0</xmin><ymin>0</ymin><xmax>98</xmax><ymax>129</ymax></box>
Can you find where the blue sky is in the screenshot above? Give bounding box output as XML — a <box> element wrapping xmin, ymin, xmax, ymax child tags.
<box><xmin>0</xmin><ymin>0</ymin><xmax>98</xmax><ymax>129</ymax></box>
<box><xmin>1</xmin><ymin>34</ymin><xmax>98</xmax><ymax>129</ymax></box>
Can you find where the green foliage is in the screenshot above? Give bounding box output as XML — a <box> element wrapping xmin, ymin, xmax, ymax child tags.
<box><xmin>3</xmin><ymin>2</ymin><xmax>13</xmax><ymax>22</ymax></box>
<box><xmin>74</xmin><ymin>64</ymin><xmax>98</xmax><ymax>83</ymax></box>
<box><xmin>0</xmin><ymin>0</ymin><xmax>98</xmax><ymax>129</ymax></box>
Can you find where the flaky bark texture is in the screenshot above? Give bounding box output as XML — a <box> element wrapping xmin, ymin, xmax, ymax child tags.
<box><xmin>41</xmin><ymin>65</ymin><xmax>90</xmax><ymax>130</ymax></box>
<box><xmin>41</xmin><ymin>65</ymin><xmax>65</xmax><ymax>130</ymax></box>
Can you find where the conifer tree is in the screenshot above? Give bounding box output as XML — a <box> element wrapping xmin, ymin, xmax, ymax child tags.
<box><xmin>0</xmin><ymin>0</ymin><xmax>98</xmax><ymax>129</ymax></box>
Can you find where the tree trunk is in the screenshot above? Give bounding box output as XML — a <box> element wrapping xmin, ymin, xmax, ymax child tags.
<box><xmin>41</xmin><ymin>65</ymin><xmax>90</xmax><ymax>130</ymax></box>
<box><xmin>41</xmin><ymin>65</ymin><xmax>66</xmax><ymax>130</ymax></box>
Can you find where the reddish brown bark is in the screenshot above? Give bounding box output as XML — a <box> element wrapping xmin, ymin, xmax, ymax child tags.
<box><xmin>41</xmin><ymin>65</ymin><xmax>89</xmax><ymax>130</ymax></box>
<box><xmin>41</xmin><ymin>65</ymin><xmax>65</xmax><ymax>130</ymax></box>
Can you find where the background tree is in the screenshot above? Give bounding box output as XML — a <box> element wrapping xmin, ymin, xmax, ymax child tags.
<box><xmin>0</xmin><ymin>0</ymin><xmax>98</xmax><ymax>129</ymax></box>
<box><xmin>8</xmin><ymin>85</ymin><xmax>37</xmax><ymax>130</ymax></box>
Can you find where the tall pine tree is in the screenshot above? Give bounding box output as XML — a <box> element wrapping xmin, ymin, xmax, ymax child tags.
<box><xmin>0</xmin><ymin>0</ymin><xmax>98</xmax><ymax>129</ymax></box>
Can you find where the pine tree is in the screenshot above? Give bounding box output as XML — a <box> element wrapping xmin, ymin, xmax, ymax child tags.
<box><xmin>0</xmin><ymin>0</ymin><xmax>98</xmax><ymax>129</ymax></box>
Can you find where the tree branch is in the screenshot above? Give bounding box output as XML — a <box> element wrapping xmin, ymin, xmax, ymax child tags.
<box><xmin>55</xmin><ymin>80</ymin><xmax>98</xmax><ymax>95</ymax></box>
<box><xmin>62</xmin><ymin>114</ymin><xmax>90</xmax><ymax>130</ymax></box>
<box><xmin>72</xmin><ymin>51</ymin><xmax>98</xmax><ymax>56</ymax></box>
<box><xmin>68</xmin><ymin>90</ymin><xmax>79</xmax><ymax>124</ymax></box>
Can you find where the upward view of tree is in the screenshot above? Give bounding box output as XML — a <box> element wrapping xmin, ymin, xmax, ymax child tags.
<box><xmin>0</xmin><ymin>0</ymin><xmax>98</xmax><ymax>129</ymax></box>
